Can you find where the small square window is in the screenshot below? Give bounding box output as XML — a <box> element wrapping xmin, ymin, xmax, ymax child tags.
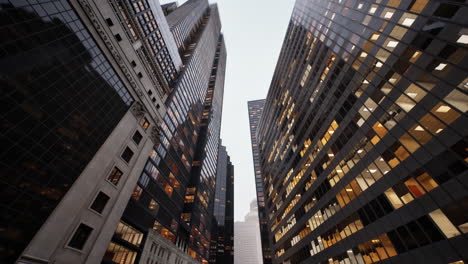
<box><xmin>105</xmin><ymin>18</ymin><xmax>113</xmax><ymax>26</ymax></box>
<box><xmin>90</xmin><ymin>192</ymin><xmax>110</xmax><ymax>214</ymax></box>
<box><xmin>115</xmin><ymin>34</ymin><xmax>122</xmax><ymax>42</ymax></box>
<box><xmin>140</xmin><ymin>118</ymin><xmax>150</xmax><ymax>130</ymax></box>
<box><xmin>132</xmin><ymin>131</ymin><xmax>143</xmax><ymax>145</ymax></box>
<box><xmin>107</xmin><ymin>167</ymin><xmax>123</xmax><ymax>185</ymax></box>
<box><xmin>131</xmin><ymin>60</ymin><xmax>137</xmax><ymax>67</ymax></box>
<box><xmin>137</xmin><ymin>72</ymin><xmax>143</xmax><ymax>78</ymax></box>
<box><xmin>121</xmin><ymin>147</ymin><xmax>134</xmax><ymax>163</ymax></box>
<box><xmin>68</xmin><ymin>224</ymin><xmax>93</xmax><ymax>250</ymax></box>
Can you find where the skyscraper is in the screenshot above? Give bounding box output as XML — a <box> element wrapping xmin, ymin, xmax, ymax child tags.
<box><xmin>234</xmin><ymin>200</ymin><xmax>265</xmax><ymax>264</ymax></box>
<box><xmin>104</xmin><ymin>1</ymin><xmax>228</xmax><ymax>264</ymax></box>
<box><xmin>0</xmin><ymin>0</ymin><xmax>229</xmax><ymax>264</ymax></box>
<box><xmin>248</xmin><ymin>99</ymin><xmax>272</xmax><ymax>263</ymax></box>
<box><xmin>256</xmin><ymin>0</ymin><xmax>468</xmax><ymax>264</ymax></box>
<box><xmin>210</xmin><ymin>144</ymin><xmax>234</xmax><ymax>264</ymax></box>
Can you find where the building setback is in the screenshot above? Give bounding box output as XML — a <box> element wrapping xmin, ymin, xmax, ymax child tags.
<box><xmin>248</xmin><ymin>99</ymin><xmax>273</xmax><ymax>263</ymax></box>
<box><xmin>256</xmin><ymin>1</ymin><xmax>468</xmax><ymax>264</ymax></box>
<box><xmin>0</xmin><ymin>0</ymin><xmax>230</xmax><ymax>264</ymax></box>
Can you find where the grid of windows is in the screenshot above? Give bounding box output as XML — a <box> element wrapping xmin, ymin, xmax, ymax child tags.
<box><xmin>0</xmin><ymin>1</ymin><xmax>133</xmax><ymax>261</ymax></box>
<box><xmin>116</xmin><ymin>5</ymin><xmax>226</xmax><ymax>264</ymax></box>
<box><xmin>256</xmin><ymin>0</ymin><xmax>468</xmax><ymax>263</ymax></box>
<box><xmin>121</xmin><ymin>0</ymin><xmax>178</xmax><ymax>86</ymax></box>
<box><xmin>248</xmin><ymin>99</ymin><xmax>273</xmax><ymax>263</ymax></box>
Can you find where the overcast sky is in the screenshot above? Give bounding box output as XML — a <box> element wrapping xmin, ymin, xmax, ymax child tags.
<box><xmin>214</xmin><ymin>0</ymin><xmax>294</xmax><ymax>221</ymax></box>
<box><xmin>161</xmin><ymin>0</ymin><xmax>295</xmax><ymax>221</ymax></box>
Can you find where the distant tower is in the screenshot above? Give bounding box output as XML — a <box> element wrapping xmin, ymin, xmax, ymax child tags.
<box><xmin>234</xmin><ymin>200</ymin><xmax>264</xmax><ymax>264</ymax></box>
<box><xmin>248</xmin><ymin>99</ymin><xmax>272</xmax><ymax>263</ymax></box>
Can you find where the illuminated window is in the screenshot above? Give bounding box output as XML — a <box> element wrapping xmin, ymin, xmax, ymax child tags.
<box><xmin>415</xmin><ymin>172</ymin><xmax>438</xmax><ymax>191</ymax></box>
<box><xmin>456</xmin><ymin>35</ymin><xmax>468</xmax><ymax>44</ymax></box>
<box><xmin>103</xmin><ymin>242</ymin><xmax>137</xmax><ymax>264</ymax></box>
<box><xmin>140</xmin><ymin>117</ymin><xmax>150</xmax><ymax>130</ymax></box>
<box><xmin>434</xmin><ymin>63</ymin><xmax>447</xmax><ymax>71</ymax></box>
<box><xmin>115</xmin><ymin>221</ymin><xmax>143</xmax><ymax>246</ymax></box>
<box><xmin>403</xmin><ymin>178</ymin><xmax>426</xmax><ymax>198</ymax></box>
<box><xmin>385</xmin><ymin>188</ymin><xmax>404</xmax><ymax>209</ymax></box>
<box><xmin>384</xmin><ymin>11</ymin><xmax>394</xmax><ymax>19</ymax></box>
<box><xmin>148</xmin><ymin>199</ymin><xmax>159</xmax><ymax>212</ymax></box>
<box><xmin>429</xmin><ymin>209</ymin><xmax>461</xmax><ymax>238</ymax></box>
<box><xmin>107</xmin><ymin>167</ymin><xmax>123</xmax><ymax>185</ymax></box>
<box><xmin>300</xmin><ymin>65</ymin><xmax>312</xmax><ymax>87</ymax></box>
<box><xmin>386</xmin><ymin>40</ymin><xmax>399</xmax><ymax>48</ymax></box>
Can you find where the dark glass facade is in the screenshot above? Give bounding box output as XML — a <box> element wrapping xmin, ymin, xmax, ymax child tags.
<box><xmin>0</xmin><ymin>1</ymin><xmax>133</xmax><ymax>262</ymax></box>
<box><xmin>248</xmin><ymin>99</ymin><xmax>273</xmax><ymax>263</ymax></box>
<box><xmin>257</xmin><ymin>0</ymin><xmax>468</xmax><ymax>264</ymax></box>
<box><xmin>210</xmin><ymin>144</ymin><xmax>234</xmax><ymax>264</ymax></box>
<box><xmin>106</xmin><ymin>2</ymin><xmax>227</xmax><ymax>264</ymax></box>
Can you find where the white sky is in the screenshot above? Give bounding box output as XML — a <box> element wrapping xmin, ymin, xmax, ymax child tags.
<box><xmin>161</xmin><ymin>0</ymin><xmax>295</xmax><ymax>221</ymax></box>
<box><xmin>215</xmin><ymin>0</ymin><xmax>294</xmax><ymax>221</ymax></box>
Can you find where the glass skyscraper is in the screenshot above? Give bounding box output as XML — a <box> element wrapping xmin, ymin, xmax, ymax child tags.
<box><xmin>256</xmin><ymin>0</ymin><xmax>468</xmax><ymax>263</ymax></box>
<box><xmin>248</xmin><ymin>99</ymin><xmax>273</xmax><ymax>263</ymax></box>
<box><xmin>210</xmin><ymin>144</ymin><xmax>234</xmax><ymax>264</ymax></box>
<box><xmin>0</xmin><ymin>0</ymin><xmax>230</xmax><ymax>264</ymax></box>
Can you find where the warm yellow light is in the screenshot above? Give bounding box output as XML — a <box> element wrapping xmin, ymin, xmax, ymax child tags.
<box><xmin>414</xmin><ymin>125</ymin><xmax>424</xmax><ymax>131</ymax></box>
<box><xmin>436</xmin><ymin>105</ymin><xmax>451</xmax><ymax>113</ymax></box>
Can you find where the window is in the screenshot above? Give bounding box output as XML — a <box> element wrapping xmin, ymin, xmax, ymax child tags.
<box><xmin>433</xmin><ymin>3</ymin><xmax>460</xmax><ymax>18</ymax></box>
<box><xmin>115</xmin><ymin>221</ymin><xmax>143</xmax><ymax>246</ymax></box>
<box><xmin>105</xmin><ymin>18</ymin><xmax>113</xmax><ymax>26</ymax></box>
<box><xmin>148</xmin><ymin>199</ymin><xmax>159</xmax><ymax>212</ymax></box>
<box><xmin>132</xmin><ymin>131</ymin><xmax>143</xmax><ymax>145</ymax></box>
<box><xmin>140</xmin><ymin>118</ymin><xmax>150</xmax><ymax>130</ymax></box>
<box><xmin>132</xmin><ymin>185</ymin><xmax>142</xmax><ymax>200</ymax></box>
<box><xmin>429</xmin><ymin>209</ymin><xmax>461</xmax><ymax>238</ymax></box>
<box><xmin>103</xmin><ymin>242</ymin><xmax>137</xmax><ymax>264</ymax></box>
<box><xmin>115</xmin><ymin>34</ymin><xmax>122</xmax><ymax>42</ymax></box>
<box><xmin>90</xmin><ymin>192</ymin><xmax>110</xmax><ymax>214</ymax></box>
<box><xmin>137</xmin><ymin>72</ymin><xmax>143</xmax><ymax>78</ymax></box>
<box><xmin>68</xmin><ymin>224</ymin><xmax>93</xmax><ymax>250</ymax></box>
<box><xmin>131</xmin><ymin>60</ymin><xmax>137</xmax><ymax>67</ymax></box>
<box><xmin>107</xmin><ymin>167</ymin><xmax>123</xmax><ymax>185</ymax></box>
<box><xmin>121</xmin><ymin>147</ymin><xmax>134</xmax><ymax>163</ymax></box>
